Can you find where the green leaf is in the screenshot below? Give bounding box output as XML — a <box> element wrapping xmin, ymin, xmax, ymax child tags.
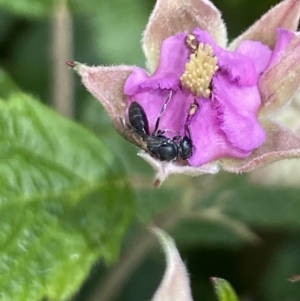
<box><xmin>210</xmin><ymin>178</ymin><xmax>300</xmax><ymax>230</ymax></box>
<box><xmin>259</xmin><ymin>238</ymin><xmax>300</xmax><ymax>301</ymax></box>
<box><xmin>0</xmin><ymin>0</ymin><xmax>91</xmax><ymax>18</ymax></box>
<box><xmin>212</xmin><ymin>278</ymin><xmax>240</xmax><ymax>301</ymax></box>
<box><xmin>0</xmin><ymin>93</ymin><xmax>134</xmax><ymax>301</ymax></box>
<box><xmin>91</xmin><ymin>0</ymin><xmax>150</xmax><ymax>66</ymax></box>
<box><xmin>0</xmin><ymin>0</ymin><xmax>142</xmax><ymax>18</ymax></box>
<box><xmin>0</xmin><ymin>68</ymin><xmax>19</xmax><ymax>98</ymax></box>
<box><xmin>0</xmin><ymin>0</ymin><xmax>53</xmax><ymax>18</ymax></box>
<box><xmin>172</xmin><ymin>176</ymin><xmax>300</xmax><ymax>249</ymax></box>
<box><xmin>172</xmin><ymin>218</ymin><xmax>257</xmax><ymax>248</ymax></box>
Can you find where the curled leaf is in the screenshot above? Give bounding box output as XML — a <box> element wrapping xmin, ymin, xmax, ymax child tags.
<box><xmin>151</xmin><ymin>227</ymin><xmax>194</xmax><ymax>301</ymax></box>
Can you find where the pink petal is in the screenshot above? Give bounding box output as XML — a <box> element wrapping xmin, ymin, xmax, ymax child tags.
<box><xmin>148</xmin><ymin>33</ymin><xmax>190</xmax><ymax>89</ymax></box>
<box><xmin>126</xmin><ymin>89</ymin><xmax>192</xmax><ymax>135</ymax></box>
<box><xmin>229</xmin><ymin>0</ymin><xmax>300</xmax><ymax>50</ymax></box>
<box><xmin>124</xmin><ymin>67</ymin><xmax>149</xmax><ymax>95</ymax></box>
<box><xmin>124</xmin><ymin>34</ymin><xmax>193</xmax><ymax>134</ymax></box>
<box><xmin>143</xmin><ymin>0</ymin><xmax>227</xmax><ymax>73</ymax></box>
<box><xmin>221</xmin><ymin>120</ymin><xmax>300</xmax><ymax>173</ymax></box>
<box><xmin>194</xmin><ymin>28</ymin><xmax>258</xmax><ymax>86</ymax></box>
<box><xmin>236</xmin><ymin>40</ymin><xmax>272</xmax><ymax>75</ymax></box>
<box><xmin>259</xmin><ymin>29</ymin><xmax>300</xmax><ymax>115</ymax></box>
<box><xmin>213</xmin><ymin>73</ymin><xmax>266</xmax><ymax>151</ymax></box>
<box><xmin>188</xmin><ymin>101</ymin><xmax>251</xmax><ymax>167</ymax></box>
<box><xmin>140</xmin><ymin>33</ymin><xmax>190</xmax><ymax>90</ymax></box>
<box><xmin>268</xmin><ymin>29</ymin><xmax>295</xmax><ymax>66</ymax></box>
<box><xmin>74</xmin><ymin>62</ymin><xmax>134</xmax><ymax>119</ymax></box>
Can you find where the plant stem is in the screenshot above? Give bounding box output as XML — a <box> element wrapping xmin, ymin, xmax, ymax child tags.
<box><xmin>87</xmin><ymin>177</ymin><xmax>207</xmax><ymax>301</ymax></box>
<box><xmin>50</xmin><ymin>0</ymin><xmax>74</xmax><ymax>117</ymax></box>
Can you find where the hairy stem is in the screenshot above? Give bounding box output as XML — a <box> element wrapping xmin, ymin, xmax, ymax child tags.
<box><xmin>50</xmin><ymin>0</ymin><xmax>74</xmax><ymax>117</ymax></box>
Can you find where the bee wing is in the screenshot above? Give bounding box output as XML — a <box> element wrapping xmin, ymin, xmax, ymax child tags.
<box><xmin>115</xmin><ymin>117</ymin><xmax>148</xmax><ymax>152</ymax></box>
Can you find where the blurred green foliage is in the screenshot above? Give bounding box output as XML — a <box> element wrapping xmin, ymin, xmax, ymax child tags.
<box><xmin>0</xmin><ymin>93</ymin><xmax>134</xmax><ymax>300</ymax></box>
<box><xmin>0</xmin><ymin>0</ymin><xmax>300</xmax><ymax>301</ymax></box>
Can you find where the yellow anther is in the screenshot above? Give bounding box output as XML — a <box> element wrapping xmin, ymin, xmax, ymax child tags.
<box><xmin>181</xmin><ymin>36</ymin><xmax>218</xmax><ymax>98</ymax></box>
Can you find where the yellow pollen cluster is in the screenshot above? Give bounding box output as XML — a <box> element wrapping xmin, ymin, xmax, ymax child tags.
<box><xmin>181</xmin><ymin>42</ymin><xmax>218</xmax><ymax>98</ymax></box>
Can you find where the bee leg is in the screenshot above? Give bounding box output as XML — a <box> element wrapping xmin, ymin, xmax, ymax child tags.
<box><xmin>153</xmin><ymin>90</ymin><xmax>173</xmax><ymax>134</ymax></box>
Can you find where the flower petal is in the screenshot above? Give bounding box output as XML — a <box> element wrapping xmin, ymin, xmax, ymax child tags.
<box><xmin>221</xmin><ymin>120</ymin><xmax>300</xmax><ymax>173</ymax></box>
<box><xmin>125</xmin><ymin>88</ymin><xmax>193</xmax><ymax>135</ymax></box>
<box><xmin>188</xmin><ymin>101</ymin><xmax>251</xmax><ymax>167</ymax></box>
<box><xmin>123</xmin><ymin>67</ymin><xmax>150</xmax><ymax>95</ymax></box>
<box><xmin>143</xmin><ymin>0</ymin><xmax>227</xmax><ymax>73</ymax></box>
<box><xmin>131</xmin><ymin>34</ymin><xmax>190</xmax><ymax>92</ymax></box>
<box><xmin>229</xmin><ymin>0</ymin><xmax>300</xmax><ymax>50</ymax></box>
<box><xmin>267</xmin><ymin>29</ymin><xmax>296</xmax><ymax>67</ymax></box>
<box><xmin>148</xmin><ymin>33</ymin><xmax>190</xmax><ymax>89</ymax></box>
<box><xmin>73</xmin><ymin>62</ymin><xmax>133</xmax><ymax>119</ymax></box>
<box><xmin>259</xmin><ymin>29</ymin><xmax>300</xmax><ymax>116</ymax></box>
<box><xmin>151</xmin><ymin>227</ymin><xmax>194</xmax><ymax>301</ymax></box>
<box><xmin>236</xmin><ymin>40</ymin><xmax>272</xmax><ymax>75</ymax></box>
<box><xmin>213</xmin><ymin>73</ymin><xmax>266</xmax><ymax>151</ymax></box>
<box><xmin>194</xmin><ymin>28</ymin><xmax>258</xmax><ymax>86</ymax></box>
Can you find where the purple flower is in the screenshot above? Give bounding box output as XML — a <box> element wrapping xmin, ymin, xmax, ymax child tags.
<box><xmin>71</xmin><ymin>0</ymin><xmax>300</xmax><ymax>185</ymax></box>
<box><xmin>124</xmin><ymin>27</ymin><xmax>271</xmax><ymax>166</ymax></box>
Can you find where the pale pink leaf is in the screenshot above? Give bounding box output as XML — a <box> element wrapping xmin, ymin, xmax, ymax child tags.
<box><xmin>221</xmin><ymin>120</ymin><xmax>300</xmax><ymax>173</ymax></box>
<box><xmin>259</xmin><ymin>32</ymin><xmax>300</xmax><ymax>115</ymax></box>
<box><xmin>143</xmin><ymin>0</ymin><xmax>227</xmax><ymax>73</ymax></box>
<box><xmin>151</xmin><ymin>227</ymin><xmax>194</xmax><ymax>301</ymax></box>
<box><xmin>73</xmin><ymin>62</ymin><xmax>134</xmax><ymax>119</ymax></box>
<box><xmin>138</xmin><ymin>152</ymin><xmax>219</xmax><ymax>187</ymax></box>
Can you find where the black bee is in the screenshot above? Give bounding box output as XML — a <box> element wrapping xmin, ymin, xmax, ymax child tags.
<box><xmin>120</xmin><ymin>92</ymin><xmax>193</xmax><ymax>161</ymax></box>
